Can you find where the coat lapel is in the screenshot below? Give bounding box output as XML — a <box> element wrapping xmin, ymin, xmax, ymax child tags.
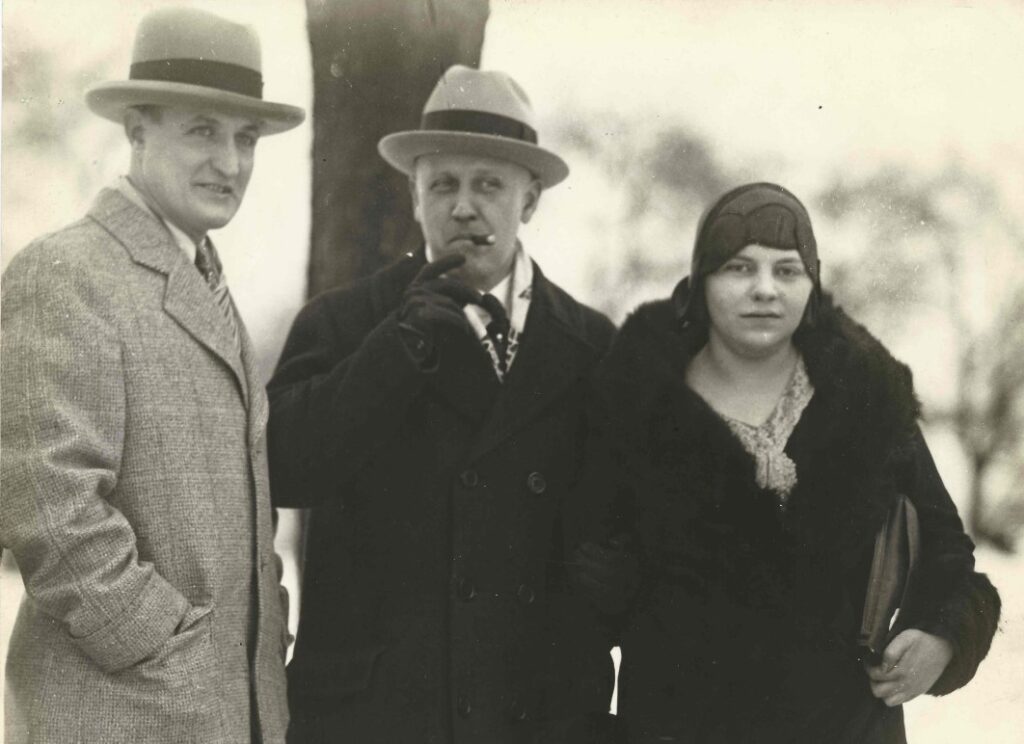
<box><xmin>469</xmin><ymin>268</ymin><xmax>602</xmax><ymax>460</ymax></box>
<box><xmin>88</xmin><ymin>188</ymin><xmax>249</xmax><ymax>403</ymax></box>
<box><xmin>424</xmin><ymin>328</ymin><xmax>501</xmax><ymax>425</ymax></box>
<box><xmin>238</xmin><ymin>320</ymin><xmax>268</xmax><ymax>445</ymax></box>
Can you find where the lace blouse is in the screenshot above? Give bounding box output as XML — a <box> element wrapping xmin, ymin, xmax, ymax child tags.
<box><xmin>719</xmin><ymin>357</ymin><xmax>815</xmax><ymax>507</ymax></box>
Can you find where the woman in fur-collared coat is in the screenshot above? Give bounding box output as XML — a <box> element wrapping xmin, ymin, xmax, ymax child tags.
<box><xmin>582</xmin><ymin>183</ymin><xmax>1000</xmax><ymax>744</ymax></box>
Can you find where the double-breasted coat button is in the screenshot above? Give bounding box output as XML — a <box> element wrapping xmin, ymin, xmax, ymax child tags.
<box><xmin>508</xmin><ymin>698</ymin><xmax>528</xmax><ymax>722</ymax></box>
<box><xmin>456</xmin><ymin>695</ymin><xmax>472</xmax><ymax>718</ymax></box>
<box><xmin>517</xmin><ymin>584</ymin><xmax>535</xmax><ymax>605</ymax></box>
<box><xmin>460</xmin><ymin>469</ymin><xmax>479</xmax><ymax>487</ymax></box>
<box><xmin>456</xmin><ymin>576</ymin><xmax>477</xmax><ymax>601</ymax></box>
<box><xmin>526</xmin><ymin>471</ymin><xmax>546</xmax><ymax>494</ymax></box>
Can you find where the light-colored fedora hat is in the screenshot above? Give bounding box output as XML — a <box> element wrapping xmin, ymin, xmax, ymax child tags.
<box><xmin>378</xmin><ymin>65</ymin><xmax>569</xmax><ymax>188</ymax></box>
<box><xmin>85</xmin><ymin>6</ymin><xmax>304</xmax><ymax>135</ymax></box>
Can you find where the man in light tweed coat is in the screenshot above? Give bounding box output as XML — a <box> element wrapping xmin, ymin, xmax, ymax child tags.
<box><xmin>0</xmin><ymin>8</ymin><xmax>304</xmax><ymax>743</ymax></box>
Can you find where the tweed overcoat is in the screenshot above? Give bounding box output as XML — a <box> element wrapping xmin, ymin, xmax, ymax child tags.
<box><xmin>586</xmin><ymin>293</ymin><xmax>1000</xmax><ymax>744</ymax></box>
<box><xmin>267</xmin><ymin>251</ymin><xmax>617</xmax><ymax>743</ymax></box>
<box><xmin>1</xmin><ymin>189</ymin><xmax>290</xmax><ymax>743</ymax></box>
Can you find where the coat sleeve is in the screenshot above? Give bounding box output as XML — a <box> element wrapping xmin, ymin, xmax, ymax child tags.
<box><xmin>900</xmin><ymin>427</ymin><xmax>1001</xmax><ymax>696</ymax></box>
<box><xmin>266</xmin><ymin>281</ymin><xmax>429</xmax><ymax>508</ymax></box>
<box><xmin>0</xmin><ymin>247</ymin><xmax>189</xmax><ymax>673</ymax></box>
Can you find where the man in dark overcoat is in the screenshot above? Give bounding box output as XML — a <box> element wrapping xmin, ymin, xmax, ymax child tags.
<box><xmin>267</xmin><ymin>65</ymin><xmax>617</xmax><ymax>743</ymax></box>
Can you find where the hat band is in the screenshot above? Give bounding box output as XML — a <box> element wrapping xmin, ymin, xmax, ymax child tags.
<box><xmin>130</xmin><ymin>58</ymin><xmax>263</xmax><ymax>99</ymax></box>
<box><xmin>421</xmin><ymin>109</ymin><xmax>537</xmax><ymax>144</ymax></box>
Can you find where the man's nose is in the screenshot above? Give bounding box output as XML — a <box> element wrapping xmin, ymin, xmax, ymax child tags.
<box><xmin>210</xmin><ymin>140</ymin><xmax>241</xmax><ymax>178</ymax></box>
<box><xmin>451</xmin><ymin>188</ymin><xmax>477</xmax><ymax>220</ymax></box>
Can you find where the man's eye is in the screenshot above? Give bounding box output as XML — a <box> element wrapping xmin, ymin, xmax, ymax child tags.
<box><xmin>237</xmin><ymin>134</ymin><xmax>258</xmax><ymax>149</ymax></box>
<box><xmin>189</xmin><ymin>126</ymin><xmax>215</xmax><ymax>137</ymax></box>
<box><xmin>431</xmin><ymin>179</ymin><xmax>456</xmax><ymax>192</ymax></box>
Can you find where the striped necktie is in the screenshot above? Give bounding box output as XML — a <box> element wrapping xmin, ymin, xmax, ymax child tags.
<box><xmin>194</xmin><ymin>238</ymin><xmax>241</xmax><ymax>355</ymax></box>
<box><xmin>480</xmin><ymin>293</ymin><xmax>511</xmax><ymax>376</ymax></box>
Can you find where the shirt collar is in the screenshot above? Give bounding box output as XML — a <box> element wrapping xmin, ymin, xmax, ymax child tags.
<box><xmin>462</xmin><ymin>241</ymin><xmax>534</xmax><ymax>339</ymax></box>
<box><xmin>116</xmin><ymin>176</ymin><xmax>200</xmax><ymax>263</ymax></box>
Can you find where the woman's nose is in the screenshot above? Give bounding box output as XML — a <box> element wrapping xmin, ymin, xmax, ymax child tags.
<box><xmin>751</xmin><ymin>267</ymin><xmax>779</xmax><ymax>299</ymax></box>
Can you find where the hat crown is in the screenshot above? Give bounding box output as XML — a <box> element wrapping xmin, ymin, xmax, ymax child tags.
<box><xmin>132</xmin><ymin>7</ymin><xmax>261</xmax><ymax>72</ymax></box>
<box><xmin>423</xmin><ymin>65</ymin><xmax>536</xmax><ymax>129</ymax></box>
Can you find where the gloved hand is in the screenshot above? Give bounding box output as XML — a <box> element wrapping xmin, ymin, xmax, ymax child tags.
<box><xmin>397</xmin><ymin>254</ymin><xmax>482</xmax><ymax>365</ymax></box>
<box><xmin>569</xmin><ymin>535</ymin><xmax>640</xmax><ymax>616</ymax></box>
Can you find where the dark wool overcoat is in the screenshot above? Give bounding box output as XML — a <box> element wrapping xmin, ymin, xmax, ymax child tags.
<box><xmin>267</xmin><ymin>251</ymin><xmax>617</xmax><ymax>744</ymax></box>
<box><xmin>589</xmin><ymin>292</ymin><xmax>1000</xmax><ymax>744</ymax></box>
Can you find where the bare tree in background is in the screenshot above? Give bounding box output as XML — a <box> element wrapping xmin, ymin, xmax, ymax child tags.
<box><xmin>305</xmin><ymin>0</ymin><xmax>490</xmax><ymax>298</ymax></box>
<box><xmin>820</xmin><ymin>167</ymin><xmax>1024</xmax><ymax>551</ymax></box>
<box><xmin>552</xmin><ymin>116</ymin><xmax>738</xmax><ymax>320</ymax></box>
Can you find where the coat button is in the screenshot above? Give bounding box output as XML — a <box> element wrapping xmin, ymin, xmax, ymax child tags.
<box><xmin>517</xmin><ymin>584</ymin><xmax>535</xmax><ymax>605</ymax></box>
<box><xmin>456</xmin><ymin>576</ymin><xmax>477</xmax><ymax>601</ymax></box>
<box><xmin>460</xmin><ymin>469</ymin><xmax>479</xmax><ymax>487</ymax></box>
<box><xmin>508</xmin><ymin>698</ymin><xmax>528</xmax><ymax>722</ymax></box>
<box><xmin>526</xmin><ymin>471</ymin><xmax>546</xmax><ymax>494</ymax></box>
<box><xmin>456</xmin><ymin>695</ymin><xmax>472</xmax><ymax>718</ymax></box>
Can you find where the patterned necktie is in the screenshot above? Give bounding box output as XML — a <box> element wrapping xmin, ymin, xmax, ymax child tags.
<box><xmin>194</xmin><ymin>238</ymin><xmax>241</xmax><ymax>355</ymax></box>
<box><xmin>480</xmin><ymin>293</ymin><xmax>511</xmax><ymax>376</ymax></box>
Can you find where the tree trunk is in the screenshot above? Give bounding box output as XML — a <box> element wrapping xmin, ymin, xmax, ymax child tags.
<box><xmin>305</xmin><ymin>0</ymin><xmax>490</xmax><ymax>298</ymax></box>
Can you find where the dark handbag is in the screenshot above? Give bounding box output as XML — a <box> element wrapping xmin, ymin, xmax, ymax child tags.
<box><xmin>858</xmin><ymin>494</ymin><xmax>920</xmax><ymax>662</ymax></box>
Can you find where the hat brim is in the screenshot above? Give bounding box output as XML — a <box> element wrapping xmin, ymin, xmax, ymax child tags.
<box><xmin>85</xmin><ymin>81</ymin><xmax>305</xmax><ymax>135</ymax></box>
<box><xmin>378</xmin><ymin>131</ymin><xmax>569</xmax><ymax>188</ymax></box>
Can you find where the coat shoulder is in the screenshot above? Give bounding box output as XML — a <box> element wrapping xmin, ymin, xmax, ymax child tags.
<box><xmin>804</xmin><ymin>294</ymin><xmax>922</xmax><ymax>436</ymax></box>
<box><xmin>291</xmin><ymin>252</ymin><xmax>423</xmax><ymax>345</ymax></box>
<box><xmin>3</xmin><ymin>215</ymin><xmax>131</xmax><ymax>323</ymax></box>
<box><xmin>5</xmin><ymin>215</ymin><xmax>125</xmax><ymax>280</ymax></box>
<box><xmin>537</xmin><ymin>273</ymin><xmax>616</xmax><ymax>352</ymax></box>
<box><xmin>600</xmin><ymin>298</ymin><xmax>679</xmax><ymax>387</ymax></box>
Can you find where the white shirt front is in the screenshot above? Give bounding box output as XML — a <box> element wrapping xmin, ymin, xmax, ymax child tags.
<box><xmin>425</xmin><ymin>241</ymin><xmax>534</xmax><ymax>379</ymax></box>
<box><xmin>116</xmin><ymin>176</ymin><xmax>199</xmax><ymax>263</ymax></box>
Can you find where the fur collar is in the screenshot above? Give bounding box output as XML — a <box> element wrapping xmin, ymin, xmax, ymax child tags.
<box><xmin>597</xmin><ymin>291</ymin><xmax>921</xmax><ymax>561</ymax></box>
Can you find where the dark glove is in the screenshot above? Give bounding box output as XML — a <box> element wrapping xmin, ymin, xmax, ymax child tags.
<box><xmin>397</xmin><ymin>254</ymin><xmax>482</xmax><ymax>366</ymax></box>
<box><xmin>570</xmin><ymin>536</ymin><xmax>640</xmax><ymax>616</ymax></box>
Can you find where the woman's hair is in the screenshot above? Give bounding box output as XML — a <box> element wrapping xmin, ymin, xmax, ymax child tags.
<box><xmin>675</xmin><ymin>182</ymin><xmax>821</xmax><ymax>334</ymax></box>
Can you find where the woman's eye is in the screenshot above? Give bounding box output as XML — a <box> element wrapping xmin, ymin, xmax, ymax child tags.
<box><xmin>189</xmin><ymin>126</ymin><xmax>214</xmax><ymax>137</ymax></box>
<box><xmin>723</xmin><ymin>262</ymin><xmax>749</xmax><ymax>273</ymax></box>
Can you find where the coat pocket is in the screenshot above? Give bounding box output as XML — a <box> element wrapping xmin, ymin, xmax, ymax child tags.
<box><xmin>128</xmin><ymin>604</ymin><xmax>216</xmax><ymax>687</ymax></box>
<box><xmin>287</xmin><ymin>644</ymin><xmax>386</xmax><ymax>708</ymax></box>
<box><xmin>81</xmin><ymin>605</ymin><xmax>224</xmax><ymax>743</ymax></box>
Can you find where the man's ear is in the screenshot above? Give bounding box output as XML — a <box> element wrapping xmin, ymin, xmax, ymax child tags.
<box><xmin>520</xmin><ymin>178</ymin><xmax>542</xmax><ymax>224</ymax></box>
<box><xmin>123</xmin><ymin>109</ymin><xmax>146</xmax><ymax>150</ymax></box>
<box><xmin>409</xmin><ymin>176</ymin><xmax>423</xmax><ymax>224</ymax></box>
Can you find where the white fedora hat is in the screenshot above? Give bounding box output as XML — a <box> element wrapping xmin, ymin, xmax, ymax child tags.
<box><xmin>378</xmin><ymin>65</ymin><xmax>569</xmax><ymax>188</ymax></box>
<box><xmin>85</xmin><ymin>7</ymin><xmax>304</xmax><ymax>135</ymax></box>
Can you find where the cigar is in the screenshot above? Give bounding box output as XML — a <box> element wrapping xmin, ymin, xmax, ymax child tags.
<box><xmin>470</xmin><ymin>234</ymin><xmax>496</xmax><ymax>246</ymax></box>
